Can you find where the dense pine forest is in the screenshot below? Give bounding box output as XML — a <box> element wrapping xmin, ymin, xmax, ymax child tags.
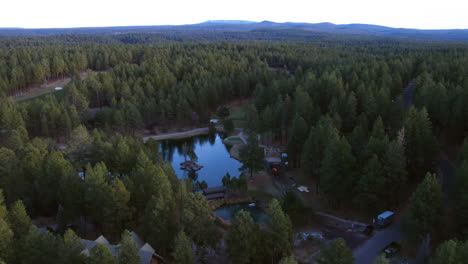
<box><xmin>0</xmin><ymin>32</ymin><xmax>467</xmax><ymax>264</ymax></box>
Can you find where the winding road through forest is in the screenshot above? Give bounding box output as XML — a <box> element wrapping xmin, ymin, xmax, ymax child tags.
<box><xmin>352</xmin><ymin>79</ymin><xmax>455</xmax><ymax>264</ymax></box>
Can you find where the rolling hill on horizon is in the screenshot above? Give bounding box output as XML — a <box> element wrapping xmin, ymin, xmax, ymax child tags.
<box><xmin>1</xmin><ymin>20</ymin><xmax>468</xmax><ymax>41</ymax></box>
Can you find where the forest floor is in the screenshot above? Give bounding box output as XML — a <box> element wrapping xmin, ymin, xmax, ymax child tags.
<box><xmin>247</xmin><ymin>170</ymin><xmax>282</xmax><ymax>197</ymax></box>
<box><xmin>10</xmin><ymin>71</ymin><xmax>90</xmax><ymax>102</ymax></box>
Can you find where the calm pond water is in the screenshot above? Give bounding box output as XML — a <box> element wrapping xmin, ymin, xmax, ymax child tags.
<box><xmin>215</xmin><ymin>204</ymin><xmax>266</xmax><ymax>224</ymax></box>
<box><xmin>159</xmin><ymin>133</ymin><xmax>243</xmax><ymax>187</ymax></box>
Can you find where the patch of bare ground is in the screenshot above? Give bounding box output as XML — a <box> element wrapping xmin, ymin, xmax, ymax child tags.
<box><xmin>247</xmin><ymin>170</ymin><xmax>282</xmax><ymax>197</ymax></box>
<box><xmin>10</xmin><ymin>71</ymin><xmax>90</xmax><ymax>102</ymax></box>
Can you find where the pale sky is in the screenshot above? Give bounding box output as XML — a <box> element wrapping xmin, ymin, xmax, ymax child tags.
<box><xmin>0</xmin><ymin>0</ymin><xmax>467</xmax><ymax>29</ymax></box>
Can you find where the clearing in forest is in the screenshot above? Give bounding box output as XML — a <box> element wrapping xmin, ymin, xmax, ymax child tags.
<box><xmin>10</xmin><ymin>71</ymin><xmax>89</xmax><ymax>102</ymax></box>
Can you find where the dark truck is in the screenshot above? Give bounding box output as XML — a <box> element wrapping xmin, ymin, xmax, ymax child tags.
<box><xmin>375</xmin><ymin>211</ymin><xmax>395</xmax><ymax>228</ymax></box>
<box><xmin>382</xmin><ymin>242</ymin><xmax>401</xmax><ymax>258</ymax></box>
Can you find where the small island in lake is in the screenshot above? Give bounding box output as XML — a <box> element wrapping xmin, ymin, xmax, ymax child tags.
<box><xmin>180</xmin><ymin>160</ymin><xmax>204</xmax><ymax>171</ymax></box>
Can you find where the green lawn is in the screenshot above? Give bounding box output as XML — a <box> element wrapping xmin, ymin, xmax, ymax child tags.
<box><xmin>13</xmin><ymin>78</ymin><xmax>71</xmax><ymax>103</ymax></box>
<box><xmin>14</xmin><ymin>71</ymin><xmax>91</xmax><ymax>103</ymax></box>
<box><xmin>229</xmin><ymin>102</ymin><xmax>253</xmax><ymax>120</ymax></box>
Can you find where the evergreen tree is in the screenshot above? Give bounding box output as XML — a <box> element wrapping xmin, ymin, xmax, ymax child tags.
<box><xmin>117</xmin><ymin>230</ymin><xmax>140</xmax><ymax>264</ymax></box>
<box><xmin>365</xmin><ymin>116</ymin><xmax>389</xmax><ymax>160</ymax></box>
<box><xmin>8</xmin><ymin>200</ymin><xmax>31</xmax><ymax>240</ymax></box>
<box><xmin>355</xmin><ymin>155</ymin><xmax>385</xmax><ymax>213</ymax></box>
<box><xmin>381</xmin><ymin>140</ymin><xmax>407</xmax><ymax>208</ymax></box>
<box><xmin>0</xmin><ymin>149</ymin><xmax>20</xmax><ymax>204</ymax></box>
<box><xmin>182</xmin><ymin>193</ymin><xmax>221</xmax><ymax>250</ymax></box>
<box><xmin>172</xmin><ymin>231</ymin><xmax>195</xmax><ymax>264</ymax></box>
<box><xmin>407</xmin><ymin>173</ymin><xmax>443</xmax><ymax>242</ymax></box>
<box><xmin>88</xmin><ymin>244</ymin><xmax>118</xmax><ymax>264</ymax></box>
<box><xmin>142</xmin><ymin>193</ymin><xmax>176</xmax><ymax>253</ymax></box>
<box><xmin>0</xmin><ymin>190</ymin><xmax>13</xmax><ymax>263</ymax></box>
<box><xmin>457</xmin><ymin>137</ymin><xmax>468</xmax><ymax>164</ymax></box>
<box><xmin>321</xmin><ymin>136</ymin><xmax>356</xmax><ymax>207</ymax></box>
<box><xmin>66</xmin><ymin>125</ymin><xmax>92</xmax><ymax>170</ymax></box>
<box><xmin>404</xmin><ymin>107</ymin><xmax>438</xmax><ymax>180</ymax></box>
<box><xmin>60</xmin><ymin>229</ymin><xmax>85</xmax><ymax>264</ymax></box>
<box><xmin>302</xmin><ymin>116</ymin><xmax>339</xmax><ymax>193</ymax></box>
<box><xmin>238</xmin><ymin>133</ymin><xmax>264</xmax><ymax>179</ymax></box>
<box><xmin>281</xmin><ymin>190</ymin><xmax>305</xmax><ymax>224</ymax></box>
<box><xmin>39</xmin><ymin>151</ymin><xmax>75</xmax><ymax>212</ymax></box>
<box><xmin>317</xmin><ymin>238</ymin><xmax>354</xmax><ymax>264</ymax></box>
<box><xmin>57</xmin><ymin>166</ymin><xmax>84</xmax><ymax>223</ymax></box>
<box><xmin>431</xmin><ymin>239</ymin><xmax>468</xmax><ymax>264</ymax></box>
<box><xmin>19</xmin><ymin>227</ymin><xmax>61</xmax><ymax>264</ymax></box>
<box><xmin>245</xmin><ymin>105</ymin><xmax>259</xmax><ymax>132</ymax></box>
<box><xmin>226</xmin><ymin>210</ymin><xmax>260</xmax><ymax>264</ymax></box>
<box><xmin>264</xmin><ymin>199</ymin><xmax>293</xmax><ymax>262</ymax></box>
<box><xmin>287</xmin><ymin>115</ymin><xmax>308</xmax><ymax>167</ymax></box>
<box><xmin>84</xmin><ymin>162</ymin><xmax>112</xmax><ymax>228</ymax></box>
<box><xmin>103</xmin><ymin>179</ymin><xmax>133</xmax><ymax>241</ymax></box>
<box><xmin>453</xmin><ymin>161</ymin><xmax>468</xmax><ymax>239</ymax></box>
<box><xmin>259</xmin><ymin>105</ymin><xmax>274</xmax><ymax>134</ymax></box>
<box><xmin>279</xmin><ymin>256</ymin><xmax>298</xmax><ymax>264</ymax></box>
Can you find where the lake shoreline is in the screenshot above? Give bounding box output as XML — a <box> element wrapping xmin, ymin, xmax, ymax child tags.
<box><xmin>143</xmin><ymin>126</ymin><xmax>226</xmax><ymax>141</ymax></box>
<box><xmin>143</xmin><ymin>127</ymin><xmax>209</xmax><ymax>141</ymax></box>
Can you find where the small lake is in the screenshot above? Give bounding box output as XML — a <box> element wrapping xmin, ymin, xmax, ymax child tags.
<box><xmin>215</xmin><ymin>204</ymin><xmax>266</xmax><ymax>224</ymax></box>
<box><xmin>159</xmin><ymin>133</ymin><xmax>243</xmax><ymax>187</ymax></box>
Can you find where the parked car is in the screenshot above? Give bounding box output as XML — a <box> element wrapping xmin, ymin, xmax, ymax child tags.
<box><xmin>382</xmin><ymin>242</ymin><xmax>401</xmax><ymax>258</ymax></box>
<box><xmin>361</xmin><ymin>225</ymin><xmax>374</xmax><ymax>236</ymax></box>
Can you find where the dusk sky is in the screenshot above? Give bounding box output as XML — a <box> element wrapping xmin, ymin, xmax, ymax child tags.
<box><xmin>1</xmin><ymin>0</ymin><xmax>467</xmax><ymax>29</ymax></box>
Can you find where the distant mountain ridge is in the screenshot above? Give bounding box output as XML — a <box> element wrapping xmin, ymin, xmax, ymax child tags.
<box><xmin>1</xmin><ymin>20</ymin><xmax>468</xmax><ymax>41</ymax></box>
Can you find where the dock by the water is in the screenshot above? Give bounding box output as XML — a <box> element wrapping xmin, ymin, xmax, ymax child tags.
<box><xmin>202</xmin><ymin>186</ymin><xmax>226</xmax><ymax>200</ymax></box>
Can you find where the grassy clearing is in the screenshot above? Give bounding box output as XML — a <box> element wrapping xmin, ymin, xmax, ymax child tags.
<box><xmin>14</xmin><ymin>79</ymin><xmax>70</xmax><ymax>103</ymax></box>
<box><xmin>13</xmin><ymin>71</ymin><xmax>90</xmax><ymax>103</ymax></box>
<box><xmin>229</xmin><ymin>102</ymin><xmax>253</xmax><ymax>120</ymax></box>
<box><xmin>17</xmin><ymin>86</ymin><xmax>68</xmax><ymax>104</ymax></box>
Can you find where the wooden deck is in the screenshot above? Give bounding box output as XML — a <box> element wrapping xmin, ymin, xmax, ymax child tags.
<box><xmin>203</xmin><ymin>186</ymin><xmax>226</xmax><ymax>195</ymax></box>
<box><xmin>204</xmin><ymin>193</ymin><xmax>225</xmax><ymax>200</ymax></box>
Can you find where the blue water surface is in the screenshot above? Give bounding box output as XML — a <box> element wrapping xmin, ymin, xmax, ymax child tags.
<box><xmin>159</xmin><ymin>133</ymin><xmax>242</xmax><ymax>187</ymax></box>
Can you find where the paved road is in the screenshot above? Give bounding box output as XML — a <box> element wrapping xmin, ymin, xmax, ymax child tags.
<box><xmin>353</xmin><ymin>217</ymin><xmax>405</xmax><ymax>264</ymax></box>
<box><xmin>352</xmin><ymin>79</ymin><xmax>457</xmax><ymax>264</ymax></box>
<box><xmin>352</xmin><ymin>154</ymin><xmax>455</xmax><ymax>264</ymax></box>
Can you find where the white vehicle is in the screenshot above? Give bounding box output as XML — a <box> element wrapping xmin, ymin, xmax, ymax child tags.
<box><xmin>375</xmin><ymin>211</ymin><xmax>395</xmax><ymax>228</ymax></box>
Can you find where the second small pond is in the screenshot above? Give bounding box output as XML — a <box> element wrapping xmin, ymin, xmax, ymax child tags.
<box><xmin>215</xmin><ymin>203</ymin><xmax>266</xmax><ymax>224</ymax></box>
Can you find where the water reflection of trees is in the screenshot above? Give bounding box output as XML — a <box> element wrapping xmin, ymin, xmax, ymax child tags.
<box><xmin>160</xmin><ymin>133</ymin><xmax>225</xmax><ymax>162</ymax></box>
<box><xmin>188</xmin><ymin>170</ymin><xmax>198</xmax><ymax>181</ymax></box>
<box><xmin>159</xmin><ymin>133</ymin><xmax>238</xmax><ymax>189</ymax></box>
<box><xmin>159</xmin><ymin>136</ymin><xmax>197</xmax><ymax>162</ymax></box>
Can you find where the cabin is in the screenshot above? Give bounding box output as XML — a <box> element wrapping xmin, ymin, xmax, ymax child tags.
<box><xmin>263</xmin><ymin>147</ymin><xmax>282</xmax><ymax>165</ymax></box>
<box><xmin>80</xmin><ymin>232</ymin><xmax>163</xmax><ymax>264</ymax></box>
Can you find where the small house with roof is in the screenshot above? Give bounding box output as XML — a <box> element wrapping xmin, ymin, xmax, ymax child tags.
<box><xmin>80</xmin><ymin>232</ymin><xmax>163</xmax><ymax>264</ymax></box>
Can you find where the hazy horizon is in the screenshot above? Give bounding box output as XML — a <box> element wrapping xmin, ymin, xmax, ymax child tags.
<box><xmin>1</xmin><ymin>0</ymin><xmax>467</xmax><ymax>30</ymax></box>
<box><xmin>2</xmin><ymin>20</ymin><xmax>468</xmax><ymax>31</ymax></box>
